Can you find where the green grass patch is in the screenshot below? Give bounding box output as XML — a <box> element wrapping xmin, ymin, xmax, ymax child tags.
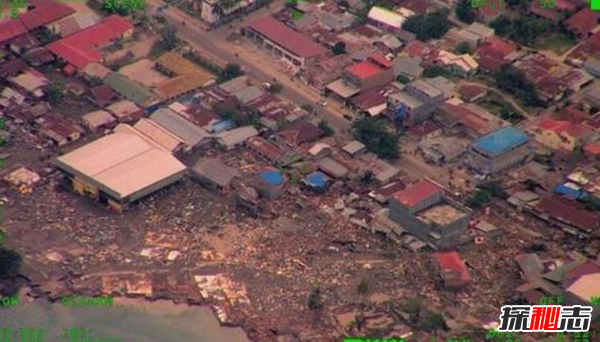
<box><xmin>533</xmin><ymin>33</ymin><xmax>577</xmax><ymax>55</ymax></box>
<box><xmin>477</xmin><ymin>95</ymin><xmax>525</xmax><ymax>124</ymax></box>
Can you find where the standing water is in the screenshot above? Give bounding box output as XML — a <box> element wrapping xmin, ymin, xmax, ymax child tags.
<box><xmin>0</xmin><ymin>297</ymin><xmax>251</xmax><ymax>342</ymax></box>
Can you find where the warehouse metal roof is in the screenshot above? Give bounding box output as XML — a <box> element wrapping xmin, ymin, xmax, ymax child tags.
<box><xmin>472</xmin><ymin>126</ymin><xmax>529</xmax><ymax>156</ymax></box>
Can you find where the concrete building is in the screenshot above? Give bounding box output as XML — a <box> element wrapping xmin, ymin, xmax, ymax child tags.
<box><xmin>468</xmin><ymin>126</ymin><xmax>531</xmax><ymax>175</ymax></box>
<box><xmin>388</xmin><ymin>178</ymin><xmax>471</xmax><ymax>249</ymax></box>
<box><xmin>245</xmin><ymin>16</ymin><xmax>327</xmax><ymax>68</ymax></box>
<box><xmin>388</xmin><ymin>79</ymin><xmax>446</xmax><ymax>126</ymax></box>
<box><xmin>53</xmin><ymin>131</ymin><xmax>186</xmax><ymax>212</ymax></box>
<box><xmin>198</xmin><ymin>0</ymin><xmax>259</xmax><ymax>26</ymax></box>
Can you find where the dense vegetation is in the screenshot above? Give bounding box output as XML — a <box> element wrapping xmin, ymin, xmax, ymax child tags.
<box><xmin>403</xmin><ymin>10</ymin><xmax>451</xmax><ymax>41</ymax></box>
<box><xmin>493</xmin><ymin>66</ymin><xmax>543</xmax><ymax>106</ymax></box>
<box><xmin>352</xmin><ymin>117</ymin><xmax>399</xmax><ymax>160</ymax></box>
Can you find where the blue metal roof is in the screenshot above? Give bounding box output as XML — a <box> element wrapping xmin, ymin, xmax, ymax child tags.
<box><xmin>472</xmin><ymin>127</ymin><xmax>529</xmax><ymax>156</ymax></box>
<box><xmin>305</xmin><ymin>171</ymin><xmax>327</xmax><ymax>188</ymax></box>
<box><xmin>554</xmin><ymin>184</ymin><xmax>584</xmax><ymax>200</ymax></box>
<box><xmin>260</xmin><ymin>170</ymin><xmax>284</xmax><ymax>186</ymax></box>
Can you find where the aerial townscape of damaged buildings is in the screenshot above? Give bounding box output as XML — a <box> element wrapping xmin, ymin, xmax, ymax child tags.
<box><xmin>1</xmin><ymin>0</ymin><xmax>600</xmax><ymax>332</ymax></box>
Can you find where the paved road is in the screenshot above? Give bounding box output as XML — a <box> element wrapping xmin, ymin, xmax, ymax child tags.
<box><xmin>147</xmin><ymin>0</ymin><xmax>353</xmax><ymax>136</ymax></box>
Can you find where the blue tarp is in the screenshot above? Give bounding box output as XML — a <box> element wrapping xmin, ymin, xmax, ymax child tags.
<box><xmin>305</xmin><ymin>171</ymin><xmax>328</xmax><ymax>188</ymax></box>
<box><xmin>472</xmin><ymin>127</ymin><xmax>529</xmax><ymax>156</ymax></box>
<box><xmin>260</xmin><ymin>170</ymin><xmax>284</xmax><ymax>186</ymax></box>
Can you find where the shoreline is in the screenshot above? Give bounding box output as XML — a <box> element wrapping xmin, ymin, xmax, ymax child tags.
<box><xmin>10</xmin><ymin>284</ymin><xmax>254</xmax><ymax>342</ymax></box>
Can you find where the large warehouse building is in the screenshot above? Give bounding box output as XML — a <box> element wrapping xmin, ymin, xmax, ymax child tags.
<box><xmin>54</xmin><ymin>131</ymin><xmax>186</xmax><ymax>211</ymax></box>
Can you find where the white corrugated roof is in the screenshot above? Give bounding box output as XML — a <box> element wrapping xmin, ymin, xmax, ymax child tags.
<box><xmin>367</xmin><ymin>6</ymin><xmax>408</xmax><ymax>29</ymax></box>
<box><xmin>56</xmin><ymin>132</ymin><xmax>186</xmax><ymax>199</ymax></box>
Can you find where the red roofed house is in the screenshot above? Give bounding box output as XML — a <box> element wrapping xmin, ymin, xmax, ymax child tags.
<box><xmin>529</xmin><ymin>0</ymin><xmax>579</xmax><ymax>21</ymax></box>
<box><xmin>245</xmin><ymin>16</ymin><xmax>327</xmax><ymax>67</ymax></box>
<box><xmin>389</xmin><ymin>178</ymin><xmax>471</xmax><ymax>249</ymax></box>
<box><xmin>46</xmin><ymin>15</ymin><xmax>134</xmax><ymax>69</ymax></box>
<box><xmin>583</xmin><ymin>143</ymin><xmax>600</xmax><ymax>161</ymax></box>
<box><xmin>476</xmin><ymin>0</ymin><xmax>504</xmax><ymax>22</ymax></box>
<box><xmin>535</xmin><ymin>196</ymin><xmax>599</xmax><ymax>237</ymax></box>
<box><xmin>343</xmin><ymin>55</ymin><xmax>394</xmax><ymax>91</ymax></box>
<box><xmin>475</xmin><ymin>37</ymin><xmax>519</xmax><ymax>72</ymax></box>
<box><xmin>19</xmin><ymin>0</ymin><xmax>75</xmax><ymax>31</ymax></box>
<box><xmin>531</xmin><ymin>119</ymin><xmax>594</xmax><ymax>153</ymax></box>
<box><xmin>565</xmin><ymin>8</ymin><xmax>600</xmax><ymax>38</ymax></box>
<box><xmin>0</xmin><ymin>20</ymin><xmax>27</xmax><ymax>46</ymax></box>
<box><xmin>432</xmin><ymin>251</ymin><xmax>472</xmax><ymax>288</ymax></box>
<box><xmin>277</xmin><ymin>121</ymin><xmax>323</xmax><ymax>147</ymax></box>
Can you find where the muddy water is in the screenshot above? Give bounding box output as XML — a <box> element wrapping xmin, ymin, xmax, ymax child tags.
<box><xmin>0</xmin><ymin>297</ymin><xmax>250</xmax><ymax>342</ymax></box>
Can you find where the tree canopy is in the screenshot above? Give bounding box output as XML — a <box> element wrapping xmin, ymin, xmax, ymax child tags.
<box><xmin>0</xmin><ymin>247</ymin><xmax>21</xmax><ymax>278</ymax></box>
<box><xmin>352</xmin><ymin>117</ymin><xmax>399</xmax><ymax>160</ymax></box>
<box><xmin>456</xmin><ymin>0</ymin><xmax>476</xmax><ymax>24</ymax></box>
<box><xmin>493</xmin><ymin>66</ymin><xmax>543</xmax><ymax>106</ymax></box>
<box><xmin>403</xmin><ymin>11</ymin><xmax>451</xmax><ymax>41</ymax></box>
<box><xmin>219</xmin><ymin>63</ymin><xmax>243</xmax><ymax>82</ymax></box>
<box><xmin>331</xmin><ymin>41</ymin><xmax>346</xmax><ymax>55</ymax></box>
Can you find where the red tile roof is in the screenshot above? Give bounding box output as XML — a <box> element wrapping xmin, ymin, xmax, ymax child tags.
<box><xmin>279</xmin><ymin>121</ymin><xmax>323</xmax><ymax>146</ymax></box>
<box><xmin>433</xmin><ymin>251</ymin><xmax>472</xmax><ymax>284</ymax></box>
<box><xmin>0</xmin><ymin>20</ymin><xmax>27</xmax><ymax>44</ymax></box>
<box><xmin>248</xmin><ymin>16</ymin><xmax>327</xmax><ymax>59</ymax></box>
<box><xmin>246</xmin><ymin>136</ymin><xmax>284</xmax><ymax>161</ymax></box>
<box><xmin>583</xmin><ymin>143</ymin><xmax>600</xmax><ymax>156</ymax></box>
<box><xmin>475</xmin><ymin>37</ymin><xmax>518</xmax><ymax>71</ymax></box>
<box><xmin>477</xmin><ymin>0</ymin><xmax>504</xmax><ymax>19</ymax></box>
<box><xmin>408</xmin><ymin>120</ymin><xmax>441</xmax><ymax>138</ymax></box>
<box><xmin>565</xmin><ymin>8</ymin><xmax>600</xmax><ymax>37</ymax></box>
<box><xmin>537</xmin><ymin>119</ymin><xmax>592</xmax><ymax>138</ymax></box>
<box><xmin>47</xmin><ymin>15</ymin><xmax>133</xmax><ymax>68</ymax></box>
<box><xmin>529</xmin><ymin>0</ymin><xmax>577</xmax><ymax>20</ymax></box>
<box><xmin>393</xmin><ymin>178</ymin><xmax>443</xmax><ymax>208</ymax></box>
<box><xmin>536</xmin><ymin>196</ymin><xmax>599</xmax><ymax>234</ymax></box>
<box><xmin>368</xmin><ymin>53</ymin><xmax>392</xmax><ymax>69</ymax></box>
<box><xmin>347</xmin><ymin>61</ymin><xmax>383</xmax><ymax>79</ymax></box>
<box><xmin>459</xmin><ymin>85</ymin><xmax>487</xmax><ymax>102</ymax></box>
<box><xmin>351</xmin><ymin>89</ymin><xmax>386</xmax><ymax>109</ymax></box>
<box><xmin>19</xmin><ymin>0</ymin><xmax>75</xmax><ymax>30</ymax></box>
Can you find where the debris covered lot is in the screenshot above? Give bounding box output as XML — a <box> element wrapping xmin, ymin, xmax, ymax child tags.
<box><xmin>1</xmin><ymin>139</ymin><xmax>585</xmax><ymax>342</ymax></box>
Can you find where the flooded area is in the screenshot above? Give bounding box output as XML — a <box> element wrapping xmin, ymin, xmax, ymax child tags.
<box><xmin>0</xmin><ymin>297</ymin><xmax>250</xmax><ymax>342</ymax></box>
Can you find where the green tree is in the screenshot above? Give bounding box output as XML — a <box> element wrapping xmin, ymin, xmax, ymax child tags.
<box><xmin>219</xmin><ymin>63</ymin><xmax>243</xmax><ymax>82</ymax></box>
<box><xmin>401</xmin><ymin>298</ymin><xmax>423</xmax><ymax>323</ymax></box>
<box><xmin>403</xmin><ymin>11</ymin><xmax>451</xmax><ymax>41</ymax></box>
<box><xmin>479</xmin><ymin>181</ymin><xmax>507</xmax><ymax>199</ymax></box>
<box><xmin>490</xmin><ymin>15</ymin><xmax>512</xmax><ymax>37</ymax></box>
<box><xmin>46</xmin><ymin>83</ymin><xmax>64</xmax><ymax>104</ymax></box>
<box><xmin>267</xmin><ymin>83</ymin><xmax>283</xmax><ymax>93</ymax></box>
<box><xmin>466</xmin><ymin>189</ymin><xmax>492</xmax><ymax>209</ymax></box>
<box><xmin>0</xmin><ymin>247</ymin><xmax>21</xmax><ymax>278</ymax></box>
<box><xmin>158</xmin><ymin>25</ymin><xmax>178</xmax><ymax>51</ymax></box>
<box><xmin>454</xmin><ymin>41</ymin><xmax>472</xmax><ymax>54</ymax></box>
<box><xmin>352</xmin><ymin>117</ymin><xmax>399</xmax><ymax>160</ymax></box>
<box><xmin>396</xmin><ymin>74</ymin><xmax>411</xmax><ymax>84</ymax></box>
<box><xmin>301</xmin><ymin>104</ymin><xmax>314</xmax><ymax>113</ymax></box>
<box><xmin>318</xmin><ymin>120</ymin><xmax>334</xmax><ymax>137</ymax></box>
<box><xmin>456</xmin><ymin>0</ymin><xmax>476</xmax><ymax>24</ymax></box>
<box><xmin>420</xmin><ymin>312</ymin><xmax>447</xmax><ymax>336</ymax></box>
<box><xmin>308</xmin><ymin>287</ymin><xmax>323</xmax><ymax>311</ymax></box>
<box><xmin>509</xmin><ymin>17</ymin><xmax>550</xmax><ymax>46</ymax></box>
<box><xmin>423</xmin><ymin>66</ymin><xmax>446</xmax><ymax>78</ymax></box>
<box><xmin>331</xmin><ymin>41</ymin><xmax>346</xmax><ymax>55</ymax></box>
<box><xmin>493</xmin><ymin>66</ymin><xmax>543</xmax><ymax>106</ymax></box>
